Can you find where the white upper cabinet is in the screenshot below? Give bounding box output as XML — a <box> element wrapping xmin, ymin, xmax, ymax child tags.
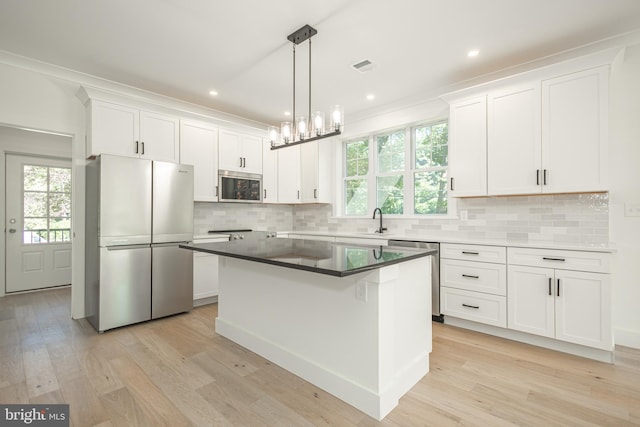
<box><xmin>448</xmin><ymin>96</ymin><xmax>488</xmax><ymax>197</ymax></box>
<box><xmin>487</xmin><ymin>83</ymin><xmax>541</xmax><ymax>195</ymax></box>
<box><xmin>87</xmin><ymin>100</ymin><xmax>179</xmax><ymax>162</ymax></box>
<box><xmin>541</xmin><ymin>67</ymin><xmax>609</xmax><ymax>193</ymax></box>
<box><xmin>218</xmin><ymin>129</ymin><xmax>263</xmax><ymax>174</ymax></box>
<box><xmin>139</xmin><ymin>111</ymin><xmax>180</xmax><ymax>162</ymax></box>
<box><xmin>262</xmin><ymin>141</ymin><xmax>278</xmax><ymax>203</ymax></box>
<box><xmin>300</xmin><ymin>140</ymin><xmax>333</xmax><ymax>203</ymax></box>
<box><xmin>179</xmin><ymin>120</ymin><xmax>219</xmax><ymax>202</ymax></box>
<box><xmin>444</xmin><ymin>58</ymin><xmax>611</xmax><ymax>197</ymax></box>
<box><xmin>277</xmin><ymin>145</ymin><xmax>301</xmax><ymax>203</ymax></box>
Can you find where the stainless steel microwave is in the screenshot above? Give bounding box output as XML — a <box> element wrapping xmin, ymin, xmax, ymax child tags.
<box><xmin>218</xmin><ymin>170</ymin><xmax>263</xmax><ymax>203</ymax></box>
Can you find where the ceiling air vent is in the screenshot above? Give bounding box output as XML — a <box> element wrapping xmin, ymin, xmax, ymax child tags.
<box><xmin>352</xmin><ymin>59</ymin><xmax>373</xmax><ymax>73</ymax></box>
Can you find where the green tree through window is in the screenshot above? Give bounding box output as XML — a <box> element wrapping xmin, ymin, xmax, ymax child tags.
<box><xmin>23</xmin><ymin>165</ymin><xmax>71</xmax><ymax>244</ymax></box>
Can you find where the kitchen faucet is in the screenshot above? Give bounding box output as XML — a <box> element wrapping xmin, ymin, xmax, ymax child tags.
<box><xmin>372</xmin><ymin>208</ymin><xmax>387</xmax><ymax>234</ymax></box>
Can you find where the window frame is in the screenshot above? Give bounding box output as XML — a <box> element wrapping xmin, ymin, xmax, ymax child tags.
<box><xmin>340</xmin><ymin>118</ymin><xmax>453</xmax><ymax>218</ymax></box>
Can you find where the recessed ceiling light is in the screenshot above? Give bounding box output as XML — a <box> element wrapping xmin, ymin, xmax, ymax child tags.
<box><xmin>366</xmin><ymin>94</ymin><xmax>375</xmax><ymax>101</ymax></box>
<box><xmin>209</xmin><ymin>90</ymin><xmax>219</xmax><ymax>96</ymax></box>
<box><xmin>467</xmin><ymin>50</ymin><xmax>479</xmax><ymax>58</ymax></box>
<box><xmin>284</xmin><ymin>111</ymin><xmax>291</xmax><ymax>116</ymax></box>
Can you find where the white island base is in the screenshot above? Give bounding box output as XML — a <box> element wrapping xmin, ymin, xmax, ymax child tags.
<box><xmin>215</xmin><ymin>256</ymin><xmax>432</xmax><ymax>420</ymax></box>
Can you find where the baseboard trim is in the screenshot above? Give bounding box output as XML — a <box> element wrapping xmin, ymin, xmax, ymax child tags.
<box><xmin>444</xmin><ymin>316</ymin><xmax>614</xmax><ymax>363</ymax></box>
<box><xmin>614</xmin><ymin>328</ymin><xmax>640</xmax><ymax>350</ymax></box>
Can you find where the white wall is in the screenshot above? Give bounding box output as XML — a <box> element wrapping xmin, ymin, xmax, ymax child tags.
<box><xmin>609</xmin><ymin>44</ymin><xmax>640</xmax><ymax>349</ymax></box>
<box><xmin>0</xmin><ymin>62</ymin><xmax>86</xmax><ymax>318</ymax></box>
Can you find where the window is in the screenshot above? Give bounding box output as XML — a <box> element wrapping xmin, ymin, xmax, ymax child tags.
<box><xmin>413</xmin><ymin>121</ymin><xmax>448</xmax><ymax>214</ymax></box>
<box><xmin>344</xmin><ymin>138</ymin><xmax>369</xmax><ymax>216</ymax></box>
<box><xmin>23</xmin><ymin>165</ymin><xmax>72</xmax><ymax>244</ymax></box>
<box><xmin>342</xmin><ymin>120</ymin><xmax>449</xmax><ymax>216</ymax></box>
<box><xmin>376</xmin><ymin>130</ymin><xmax>405</xmax><ymax>214</ymax></box>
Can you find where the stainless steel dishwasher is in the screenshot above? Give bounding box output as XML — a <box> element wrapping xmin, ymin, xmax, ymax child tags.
<box><xmin>388</xmin><ymin>240</ymin><xmax>442</xmax><ymax>322</ymax></box>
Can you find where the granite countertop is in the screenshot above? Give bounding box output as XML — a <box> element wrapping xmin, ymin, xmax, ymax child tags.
<box><xmin>180</xmin><ymin>239</ymin><xmax>436</xmax><ymax>277</ymax></box>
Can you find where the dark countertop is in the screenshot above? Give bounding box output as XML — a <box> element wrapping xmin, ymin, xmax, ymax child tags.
<box><xmin>180</xmin><ymin>238</ymin><xmax>436</xmax><ymax>277</ymax></box>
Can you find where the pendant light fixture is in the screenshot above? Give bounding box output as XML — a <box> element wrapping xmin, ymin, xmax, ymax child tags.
<box><xmin>269</xmin><ymin>24</ymin><xmax>343</xmax><ymax>150</ymax></box>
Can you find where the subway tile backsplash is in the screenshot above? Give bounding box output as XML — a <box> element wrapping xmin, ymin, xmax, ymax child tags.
<box><xmin>292</xmin><ymin>193</ymin><xmax>609</xmax><ymax>245</ymax></box>
<box><xmin>194</xmin><ymin>202</ymin><xmax>293</xmax><ymax>235</ymax></box>
<box><xmin>195</xmin><ymin>193</ymin><xmax>609</xmax><ymax>246</ymax></box>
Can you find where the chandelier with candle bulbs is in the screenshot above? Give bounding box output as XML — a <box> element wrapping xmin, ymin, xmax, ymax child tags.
<box><xmin>268</xmin><ymin>24</ymin><xmax>343</xmax><ymax>150</ymax></box>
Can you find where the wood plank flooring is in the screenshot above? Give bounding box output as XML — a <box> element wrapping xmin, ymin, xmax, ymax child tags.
<box><xmin>1</xmin><ymin>287</ymin><xmax>639</xmax><ymax>426</ymax></box>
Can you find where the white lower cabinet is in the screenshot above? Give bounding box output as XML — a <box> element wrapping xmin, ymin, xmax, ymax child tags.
<box><xmin>192</xmin><ymin>237</ymin><xmax>228</xmax><ymax>302</ymax></box>
<box><xmin>441</xmin><ymin>287</ymin><xmax>506</xmax><ymax>327</ymax></box>
<box><xmin>193</xmin><ymin>252</ymin><xmax>219</xmax><ymax>301</ymax></box>
<box><xmin>440</xmin><ymin>243</ymin><xmax>507</xmax><ymax>327</ymax></box>
<box><xmin>507</xmin><ymin>247</ymin><xmax>612</xmax><ymax>351</ymax></box>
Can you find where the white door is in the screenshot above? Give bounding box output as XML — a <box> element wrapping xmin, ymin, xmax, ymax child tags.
<box><xmin>507</xmin><ymin>265</ymin><xmax>555</xmax><ymax>338</ymax></box>
<box><xmin>554</xmin><ymin>269</ymin><xmax>612</xmax><ymax>350</ymax></box>
<box><xmin>448</xmin><ymin>96</ymin><xmax>488</xmax><ymax>197</ymax></box>
<box><xmin>6</xmin><ymin>155</ymin><xmax>72</xmax><ymax>292</ymax></box>
<box><xmin>487</xmin><ymin>83</ymin><xmax>541</xmax><ymax>195</ymax></box>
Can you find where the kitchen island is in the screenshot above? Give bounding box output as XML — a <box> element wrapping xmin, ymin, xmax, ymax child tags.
<box><xmin>180</xmin><ymin>238</ymin><xmax>435</xmax><ymax>420</ymax></box>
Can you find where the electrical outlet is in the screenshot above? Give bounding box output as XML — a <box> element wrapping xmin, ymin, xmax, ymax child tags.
<box><xmin>356</xmin><ymin>282</ymin><xmax>368</xmax><ymax>302</ymax></box>
<box><xmin>459</xmin><ymin>210</ymin><xmax>468</xmax><ymax>221</ymax></box>
<box><xmin>625</xmin><ymin>203</ymin><xmax>640</xmax><ymax>217</ymax></box>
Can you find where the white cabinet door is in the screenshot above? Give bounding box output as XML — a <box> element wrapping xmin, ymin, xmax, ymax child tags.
<box><xmin>193</xmin><ymin>253</ymin><xmax>219</xmax><ymax>300</ymax></box>
<box><xmin>507</xmin><ymin>265</ymin><xmax>555</xmax><ymax>338</ymax></box>
<box><xmin>277</xmin><ymin>145</ymin><xmax>301</xmax><ymax>203</ymax></box>
<box><xmin>88</xmin><ymin>100</ymin><xmax>139</xmax><ymax>158</ymax></box>
<box><xmin>87</xmin><ymin>100</ymin><xmax>179</xmax><ymax>162</ymax></box>
<box><xmin>555</xmin><ymin>270</ymin><xmax>611</xmax><ymax>350</ymax></box>
<box><xmin>180</xmin><ymin>120</ymin><xmax>219</xmax><ymax>202</ymax></box>
<box><xmin>262</xmin><ymin>142</ymin><xmax>278</xmax><ymax>202</ymax></box>
<box><xmin>139</xmin><ymin>111</ymin><xmax>179</xmax><ymax>162</ymax></box>
<box><xmin>218</xmin><ymin>130</ymin><xmax>243</xmax><ymax>171</ymax></box>
<box><xmin>218</xmin><ymin>130</ymin><xmax>263</xmax><ymax>174</ymax></box>
<box><xmin>301</xmin><ymin>141</ymin><xmax>319</xmax><ymax>202</ymax></box>
<box><xmin>241</xmin><ymin>134</ymin><xmax>263</xmax><ymax>175</ymax></box>
<box><xmin>448</xmin><ymin>96</ymin><xmax>487</xmax><ymax>197</ymax></box>
<box><xmin>488</xmin><ymin>84</ymin><xmax>541</xmax><ymax>195</ymax></box>
<box><xmin>542</xmin><ymin>67</ymin><xmax>608</xmax><ymax>193</ymax></box>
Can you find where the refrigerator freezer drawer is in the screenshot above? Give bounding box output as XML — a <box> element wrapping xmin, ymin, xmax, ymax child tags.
<box><xmin>152</xmin><ymin>244</ymin><xmax>193</xmax><ymax>319</ymax></box>
<box><xmin>99</xmin><ymin>245</ymin><xmax>151</xmax><ymax>331</ymax></box>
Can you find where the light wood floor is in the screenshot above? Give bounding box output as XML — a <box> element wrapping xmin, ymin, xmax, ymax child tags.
<box><xmin>1</xmin><ymin>287</ymin><xmax>639</xmax><ymax>426</ymax></box>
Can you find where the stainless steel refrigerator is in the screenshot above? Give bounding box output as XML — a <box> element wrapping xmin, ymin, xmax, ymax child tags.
<box><xmin>85</xmin><ymin>154</ymin><xmax>194</xmax><ymax>332</ymax></box>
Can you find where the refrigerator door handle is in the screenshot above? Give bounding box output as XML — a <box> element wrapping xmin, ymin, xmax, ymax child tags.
<box><xmin>105</xmin><ymin>244</ymin><xmax>150</xmax><ymax>251</ymax></box>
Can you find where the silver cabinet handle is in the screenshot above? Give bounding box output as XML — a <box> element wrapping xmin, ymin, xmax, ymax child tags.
<box><xmin>543</xmin><ymin>257</ymin><xmax>565</xmax><ymax>262</ymax></box>
<box><xmin>314</xmin><ymin>189</ymin><xmax>317</xmax><ymax>199</ymax></box>
<box><xmin>543</xmin><ymin>169</ymin><xmax>548</xmax><ymax>185</ymax></box>
<box><xmin>215</xmin><ymin>186</ymin><xmax>219</xmax><ymax>197</ymax></box>
<box><xmin>557</xmin><ymin>278</ymin><xmax>560</xmax><ymax>297</ymax></box>
<box><xmin>141</xmin><ymin>142</ymin><xmax>145</xmax><ymax>155</ymax></box>
<box><xmin>135</xmin><ymin>141</ymin><xmax>139</xmax><ymax>154</ymax></box>
<box><xmin>264</xmin><ymin>189</ymin><xmax>267</xmax><ymax>199</ymax></box>
<box><xmin>462</xmin><ymin>251</ymin><xmax>479</xmax><ymax>255</ymax></box>
<box><xmin>536</xmin><ymin>169</ymin><xmax>541</xmax><ymax>186</ymax></box>
<box><xmin>450</xmin><ymin>177</ymin><xmax>455</xmax><ymax>191</ymax></box>
<box><xmin>9</xmin><ymin>229</ymin><xmax>16</xmax><ymax>233</ymax></box>
<box><xmin>462</xmin><ymin>274</ymin><xmax>479</xmax><ymax>279</ymax></box>
<box><xmin>297</xmin><ymin>190</ymin><xmax>300</xmax><ymax>200</ymax></box>
<box><xmin>462</xmin><ymin>303</ymin><xmax>479</xmax><ymax>309</ymax></box>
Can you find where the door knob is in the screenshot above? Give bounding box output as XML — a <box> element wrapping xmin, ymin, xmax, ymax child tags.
<box><xmin>9</xmin><ymin>229</ymin><xmax>16</xmax><ymax>233</ymax></box>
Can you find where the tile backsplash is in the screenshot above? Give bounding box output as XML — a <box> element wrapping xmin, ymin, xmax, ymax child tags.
<box><xmin>194</xmin><ymin>202</ymin><xmax>294</xmax><ymax>235</ymax></box>
<box><xmin>292</xmin><ymin>193</ymin><xmax>609</xmax><ymax>245</ymax></box>
<box><xmin>195</xmin><ymin>193</ymin><xmax>609</xmax><ymax>246</ymax></box>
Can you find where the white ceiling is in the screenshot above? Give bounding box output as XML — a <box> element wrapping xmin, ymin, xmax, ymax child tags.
<box><xmin>2</xmin><ymin>0</ymin><xmax>640</xmax><ymax>126</ymax></box>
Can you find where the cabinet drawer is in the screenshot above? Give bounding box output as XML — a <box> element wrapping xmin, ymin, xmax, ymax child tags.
<box><xmin>441</xmin><ymin>287</ymin><xmax>507</xmax><ymax>327</ymax></box>
<box><xmin>441</xmin><ymin>259</ymin><xmax>506</xmax><ymax>295</ymax></box>
<box><xmin>441</xmin><ymin>243</ymin><xmax>506</xmax><ymax>263</ymax></box>
<box><xmin>507</xmin><ymin>247</ymin><xmax>610</xmax><ymax>273</ymax></box>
